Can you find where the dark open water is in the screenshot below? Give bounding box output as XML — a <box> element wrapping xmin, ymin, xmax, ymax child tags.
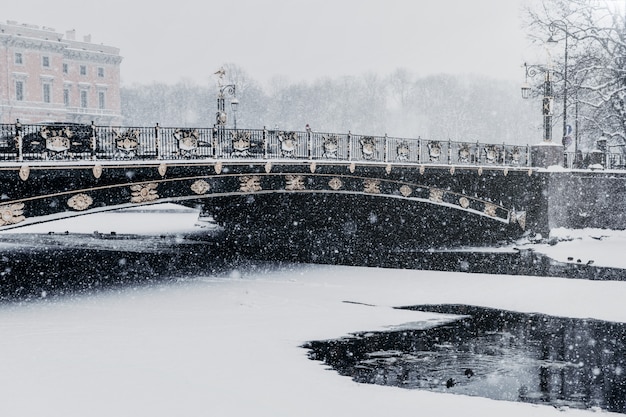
<box><xmin>0</xmin><ymin>231</ymin><xmax>625</xmax><ymax>301</ymax></box>
<box><xmin>304</xmin><ymin>305</ymin><xmax>626</xmax><ymax>413</ymax></box>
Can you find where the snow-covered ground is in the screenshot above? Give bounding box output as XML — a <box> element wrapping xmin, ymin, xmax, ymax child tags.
<box><xmin>0</xmin><ymin>204</ymin><xmax>624</xmax><ymax>416</ymax></box>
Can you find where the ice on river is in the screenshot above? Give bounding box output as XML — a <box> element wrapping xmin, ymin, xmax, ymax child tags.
<box><xmin>0</xmin><ymin>204</ymin><xmax>624</xmax><ymax>416</ymax></box>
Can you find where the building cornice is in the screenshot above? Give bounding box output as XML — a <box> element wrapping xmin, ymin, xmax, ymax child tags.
<box><xmin>63</xmin><ymin>48</ymin><xmax>123</xmax><ymax>65</ymax></box>
<box><xmin>0</xmin><ymin>34</ymin><xmax>67</xmax><ymax>53</ymax></box>
<box><xmin>0</xmin><ymin>33</ymin><xmax>123</xmax><ymax>65</ymax></box>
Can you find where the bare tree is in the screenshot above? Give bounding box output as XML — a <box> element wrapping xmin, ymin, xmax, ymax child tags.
<box><xmin>525</xmin><ymin>0</ymin><xmax>626</xmax><ymax>149</ymax></box>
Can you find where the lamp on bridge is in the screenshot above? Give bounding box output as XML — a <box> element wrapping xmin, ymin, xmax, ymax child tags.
<box><xmin>547</xmin><ymin>20</ymin><xmax>573</xmax><ymax>152</ymax></box>
<box><xmin>521</xmin><ymin>62</ymin><xmax>554</xmax><ymax>143</ymax></box>
<box><xmin>522</xmin><ymin>62</ymin><xmax>564</xmax><ymax>167</ymax></box>
<box><xmin>214</xmin><ymin>68</ymin><xmax>237</xmax><ymax>128</ymax></box>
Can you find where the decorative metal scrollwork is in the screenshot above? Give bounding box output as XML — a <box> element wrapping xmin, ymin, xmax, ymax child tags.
<box><xmin>428</xmin><ymin>141</ymin><xmax>442</xmax><ymax>162</ymax></box>
<box><xmin>0</xmin><ymin>203</ymin><xmax>25</xmax><ymax>226</ymax></box>
<box><xmin>458</xmin><ymin>144</ymin><xmax>471</xmax><ymax>163</ymax></box>
<box><xmin>328</xmin><ymin>178</ymin><xmax>343</xmax><ymax>190</ymax></box>
<box><xmin>399</xmin><ymin>185</ymin><xmax>412</xmax><ymax>197</ymax></box>
<box><xmin>322</xmin><ymin>135</ymin><xmax>339</xmax><ymax>159</ymax></box>
<box><xmin>67</xmin><ymin>193</ymin><xmax>93</xmax><ymax>211</ymax></box>
<box><xmin>239</xmin><ymin>175</ymin><xmax>261</xmax><ymax>192</ymax></box>
<box><xmin>232</xmin><ymin>131</ymin><xmax>252</xmax><ymax>157</ymax></box>
<box><xmin>27</xmin><ymin>124</ymin><xmax>94</xmax><ymax>159</ymax></box>
<box><xmin>484</xmin><ymin>203</ymin><xmax>497</xmax><ymax>217</ymax></box>
<box><xmin>190</xmin><ymin>180</ymin><xmax>211</xmax><ymax>195</ymax></box>
<box><xmin>130</xmin><ymin>183</ymin><xmax>159</xmax><ymax>203</ymax></box>
<box><xmin>509</xmin><ymin>209</ymin><xmax>527</xmax><ymax>230</ymax></box>
<box><xmin>360</xmin><ymin>136</ymin><xmax>376</xmax><ymax>160</ymax></box>
<box><xmin>396</xmin><ymin>141</ymin><xmax>410</xmax><ymax>162</ymax></box>
<box><xmin>93</xmin><ymin>164</ymin><xmax>103</xmax><ymax>179</ymax></box>
<box><xmin>174</xmin><ymin>129</ymin><xmax>200</xmax><ymax>158</ymax></box>
<box><xmin>509</xmin><ymin>146</ymin><xmax>522</xmax><ymax>165</ymax></box>
<box><xmin>484</xmin><ymin>145</ymin><xmax>500</xmax><ymax>164</ymax></box>
<box><xmin>19</xmin><ymin>165</ymin><xmax>29</xmax><ymax>181</ymax></box>
<box><xmin>41</xmin><ymin>126</ymin><xmax>73</xmax><ymax>153</ymax></box>
<box><xmin>363</xmin><ymin>179</ymin><xmax>381</xmax><ymax>194</ymax></box>
<box><xmin>429</xmin><ymin>188</ymin><xmax>444</xmax><ymax>203</ymax></box>
<box><xmin>285</xmin><ymin>175</ymin><xmax>305</xmax><ymax>191</ymax></box>
<box><xmin>113</xmin><ymin>129</ymin><xmax>140</xmax><ymax>159</ymax></box>
<box><xmin>278</xmin><ymin>132</ymin><xmax>298</xmax><ymax>157</ymax></box>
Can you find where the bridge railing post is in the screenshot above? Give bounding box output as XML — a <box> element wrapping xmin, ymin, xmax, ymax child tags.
<box><xmin>90</xmin><ymin>121</ymin><xmax>97</xmax><ymax>160</ymax></box>
<box><xmin>475</xmin><ymin>141</ymin><xmax>481</xmax><ymax>165</ymax></box>
<box><xmin>16</xmin><ymin>119</ymin><xmax>23</xmax><ymax>163</ymax></box>
<box><xmin>307</xmin><ymin>127</ymin><xmax>312</xmax><ymax>159</ymax></box>
<box><xmin>347</xmin><ymin>131</ymin><xmax>352</xmax><ymax>161</ymax></box>
<box><xmin>155</xmin><ymin>123</ymin><xmax>161</xmax><ymax>159</ymax></box>
<box><xmin>448</xmin><ymin>139</ymin><xmax>452</xmax><ymax>164</ymax></box>
<box><xmin>212</xmin><ymin>125</ymin><xmax>217</xmax><ymax>158</ymax></box>
<box><xmin>417</xmin><ymin>136</ymin><xmax>422</xmax><ymax>164</ymax></box>
<box><xmin>384</xmin><ymin>134</ymin><xmax>388</xmax><ymax>163</ymax></box>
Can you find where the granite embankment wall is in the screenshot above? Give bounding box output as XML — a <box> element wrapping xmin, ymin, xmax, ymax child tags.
<box><xmin>545</xmin><ymin>170</ymin><xmax>626</xmax><ymax>231</ymax></box>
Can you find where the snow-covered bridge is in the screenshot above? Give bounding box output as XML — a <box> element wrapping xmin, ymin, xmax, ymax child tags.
<box><xmin>0</xmin><ymin>122</ymin><xmax>620</xmax><ymax>248</ymax></box>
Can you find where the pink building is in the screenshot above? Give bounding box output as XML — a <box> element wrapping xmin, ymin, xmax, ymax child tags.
<box><xmin>0</xmin><ymin>21</ymin><xmax>122</xmax><ymax>125</ymax></box>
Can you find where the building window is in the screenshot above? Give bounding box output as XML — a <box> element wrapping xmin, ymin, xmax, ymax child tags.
<box><xmin>14</xmin><ymin>53</ymin><xmax>23</xmax><ymax>65</ymax></box>
<box><xmin>63</xmin><ymin>63</ymin><xmax>68</xmax><ymax>74</ymax></box>
<box><xmin>98</xmin><ymin>91</ymin><xmax>106</xmax><ymax>109</ymax></box>
<box><xmin>63</xmin><ymin>89</ymin><xmax>70</xmax><ymax>106</ymax></box>
<box><xmin>97</xmin><ymin>67</ymin><xmax>104</xmax><ymax>77</ymax></box>
<box><xmin>42</xmin><ymin>56</ymin><xmax>50</xmax><ymax>68</ymax></box>
<box><xmin>80</xmin><ymin>90</ymin><xmax>88</xmax><ymax>108</ymax></box>
<box><xmin>43</xmin><ymin>83</ymin><xmax>51</xmax><ymax>103</ymax></box>
<box><xmin>80</xmin><ymin>65</ymin><xmax>87</xmax><ymax>76</ymax></box>
<box><xmin>15</xmin><ymin>81</ymin><xmax>24</xmax><ymax>101</ymax></box>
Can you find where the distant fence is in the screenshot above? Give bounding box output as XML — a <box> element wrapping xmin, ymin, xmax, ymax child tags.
<box><xmin>0</xmin><ymin>121</ymin><xmax>623</xmax><ymax>169</ymax></box>
<box><xmin>563</xmin><ymin>150</ymin><xmax>626</xmax><ymax>170</ymax></box>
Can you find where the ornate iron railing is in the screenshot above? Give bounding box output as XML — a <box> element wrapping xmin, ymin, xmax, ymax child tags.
<box><xmin>0</xmin><ymin>122</ymin><xmax>539</xmax><ymax>167</ymax></box>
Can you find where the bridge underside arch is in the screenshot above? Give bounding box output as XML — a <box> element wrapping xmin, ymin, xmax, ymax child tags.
<box><xmin>0</xmin><ymin>163</ymin><xmax>532</xmax><ymax>251</ymax></box>
<box><xmin>201</xmin><ymin>192</ymin><xmax>523</xmax><ymax>257</ymax></box>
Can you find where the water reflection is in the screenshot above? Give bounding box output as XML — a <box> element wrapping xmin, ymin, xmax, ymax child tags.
<box><xmin>304</xmin><ymin>305</ymin><xmax>626</xmax><ymax>413</ymax></box>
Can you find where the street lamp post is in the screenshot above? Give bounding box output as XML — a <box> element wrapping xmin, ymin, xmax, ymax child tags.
<box><xmin>522</xmin><ymin>61</ymin><xmax>564</xmax><ymax>167</ymax></box>
<box><xmin>216</xmin><ymin>83</ymin><xmax>236</xmax><ymax>127</ymax></box>
<box><xmin>214</xmin><ymin>68</ymin><xmax>236</xmax><ymax>128</ymax></box>
<box><xmin>522</xmin><ymin>62</ymin><xmax>554</xmax><ymax>142</ymax></box>
<box><xmin>547</xmin><ymin>20</ymin><xmax>572</xmax><ymax>151</ymax></box>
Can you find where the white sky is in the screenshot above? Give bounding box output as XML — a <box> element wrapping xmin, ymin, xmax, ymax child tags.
<box><xmin>2</xmin><ymin>0</ymin><xmax>535</xmax><ymax>87</ymax></box>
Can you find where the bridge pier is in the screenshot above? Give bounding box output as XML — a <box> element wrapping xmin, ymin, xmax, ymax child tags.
<box><xmin>530</xmin><ymin>142</ymin><xmax>564</xmax><ymax>168</ymax></box>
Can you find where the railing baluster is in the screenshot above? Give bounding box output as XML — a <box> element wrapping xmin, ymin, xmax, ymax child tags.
<box><xmin>384</xmin><ymin>134</ymin><xmax>388</xmax><ymax>163</ymax></box>
<box><xmin>307</xmin><ymin>127</ymin><xmax>312</xmax><ymax>160</ymax></box>
<box><xmin>155</xmin><ymin>123</ymin><xmax>161</xmax><ymax>159</ymax></box>
<box><xmin>16</xmin><ymin>120</ymin><xmax>23</xmax><ymax>163</ymax></box>
<box><xmin>90</xmin><ymin>121</ymin><xmax>97</xmax><ymax>160</ymax></box>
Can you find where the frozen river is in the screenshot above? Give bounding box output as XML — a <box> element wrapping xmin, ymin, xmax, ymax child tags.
<box><xmin>0</xmin><ymin>204</ymin><xmax>625</xmax><ymax>416</ymax></box>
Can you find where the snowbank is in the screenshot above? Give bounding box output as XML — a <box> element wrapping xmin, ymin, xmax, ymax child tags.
<box><xmin>525</xmin><ymin>227</ymin><xmax>626</xmax><ymax>269</ymax></box>
<box><xmin>0</xmin><ymin>265</ymin><xmax>623</xmax><ymax>416</ymax></box>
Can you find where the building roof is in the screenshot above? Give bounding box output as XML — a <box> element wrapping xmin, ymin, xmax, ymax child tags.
<box><xmin>0</xmin><ymin>20</ymin><xmax>121</xmax><ymax>58</ymax></box>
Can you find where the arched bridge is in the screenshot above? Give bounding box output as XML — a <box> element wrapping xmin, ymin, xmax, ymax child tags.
<box><xmin>0</xmin><ymin>122</ymin><xmax>550</xmax><ymax>249</ymax></box>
